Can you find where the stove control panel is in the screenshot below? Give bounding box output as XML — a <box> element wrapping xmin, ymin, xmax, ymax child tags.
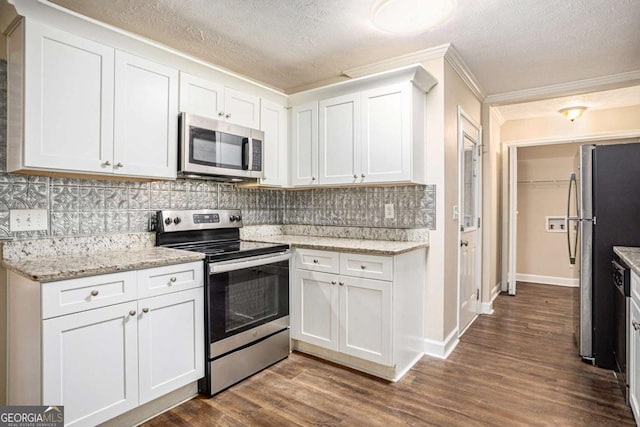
<box><xmin>155</xmin><ymin>209</ymin><xmax>242</xmax><ymax>232</ymax></box>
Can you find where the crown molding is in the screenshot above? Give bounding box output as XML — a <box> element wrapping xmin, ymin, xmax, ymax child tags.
<box><xmin>342</xmin><ymin>44</ymin><xmax>450</xmax><ymax>78</ymax></box>
<box><xmin>490</xmin><ymin>106</ymin><xmax>506</xmax><ymax>126</ymax></box>
<box><xmin>443</xmin><ymin>45</ymin><xmax>486</xmax><ymax>100</ymax></box>
<box><xmin>485</xmin><ymin>69</ymin><xmax>640</xmax><ymax>106</ymax></box>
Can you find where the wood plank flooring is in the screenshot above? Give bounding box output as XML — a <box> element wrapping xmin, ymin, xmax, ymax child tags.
<box><xmin>143</xmin><ymin>283</ymin><xmax>636</xmax><ymax>426</ymax></box>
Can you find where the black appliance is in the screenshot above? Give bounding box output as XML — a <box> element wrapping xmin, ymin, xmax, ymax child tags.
<box><xmin>612</xmin><ymin>255</ymin><xmax>631</xmax><ymax>401</ymax></box>
<box><xmin>155</xmin><ymin>209</ymin><xmax>291</xmax><ymax>396</ymax></box>
<box><xmin>567</xmin><ymin>142</ymin><xmax>640</xmax><ymax>369</ymax></box>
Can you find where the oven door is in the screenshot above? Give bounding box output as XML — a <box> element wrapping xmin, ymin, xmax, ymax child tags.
<box><xmin>206</xmin><ymin>252</ymin><xmax>291</xmax><ymax>358</ymax></box>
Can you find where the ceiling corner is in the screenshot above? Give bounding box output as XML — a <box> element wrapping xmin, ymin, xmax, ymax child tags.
<box><xmin>443</xmin><ymin>44</ymin><xmax>485</xmax><ymax>101</ymax></box>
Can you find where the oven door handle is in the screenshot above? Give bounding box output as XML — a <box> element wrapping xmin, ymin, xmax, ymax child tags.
<box><xmin>209</xmin><ymin>251</ymin><xmax>291</xmax><ymax>274</ymax></box>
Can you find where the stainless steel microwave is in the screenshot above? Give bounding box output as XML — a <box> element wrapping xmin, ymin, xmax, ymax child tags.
<box><xmin>178</xmin><ymin>112</ymin><xmax>264</xmax><ymax>181</ymax></box>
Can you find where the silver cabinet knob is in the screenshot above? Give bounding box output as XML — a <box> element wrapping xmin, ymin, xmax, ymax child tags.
<box><xmin>311</xmin><ymin>176</ymin><xmax>316</xmax><ymax>181</ymax></box>
<box><xmin>331</xmin><ymin>281</ymin><xmax>337</xmax><ymax>285</ymax></box>
<box><xmin>360</xmin><ymin>265</ymin><xmax>366</xmax><ymax>270</ymax></box>
<box><xmin>633</xmin><ymin>320</ymin><xmax>640</xmax><ymax>331</ymax></box>
<box><xmin>102</xmin><ymin>161</ymin><xmax>111</xmax><ymax>167</ymax></box>
<box><xmin>339</xmin><ymin>282</ymin><xmax>344</xmax><ymax>286</ymax></box>
<box><xmin>218</xmin><ymin>111</ymin><xmax>225</xmax><ymax>117</ymax></box>
<box><xmin>354</xmin><ymin>174</ymin><xmax>358</xmax><ymax>179</ymax></box>
<box><xmin>313</xmin><ymin>259</ymin><xmax>319</xmax><ymax>264</ymax></box>
<box><xmin>90</xmin><ymin>290</ymin><xmax>99</xmax><ymax>297</ymax></box>
<box><xmin>460</xmin><ymin>240</ymin><xmax>469</xmax><ymax>247</ymax></box>
<box><xmin>129</xmin><ymin>310</ymin><xmax>136</xmax><ymax>316</ymax></box>
<box><xmin>361</xmin><ymin>173</ymin><xmax>366</xmax><ymax>178</ymax></box>
<box><xmin>225</xmin><ymin>113</ymin><xmax>231</xmax><ymax>119</ymax></box>
<box><xmin>115</xmin><ymin>162</ymin><xmax>123</xmax><ymax>168</ymax></box>
<box><xmin>142</xmin><ymin>307</ymin><xmax>149</xmax><ymax>313</ymax></box>
<box><xmin>169</xmin><ymin>276</ymin><xmax>177</xmax><ymax>284</ymax></box>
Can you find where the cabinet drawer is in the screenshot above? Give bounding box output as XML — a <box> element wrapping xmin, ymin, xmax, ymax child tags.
<box><xmin>340</xmin><ymin>253</ymin><xmax>393</xmax><ymax>281</ymax></box>
<box><xmin>295</xmin><ymin>249</ymin><xmax>340</xmax><ymax>274</ymax></box>
<box><xmin>42</xmin><ymin>271</ymin><xmax>137</xmax><ymax>319</ymax></box>
<box><xmin>137</xmin><ymin>261</ymin><xmax>204</xmax><ymax>298</ymax></box>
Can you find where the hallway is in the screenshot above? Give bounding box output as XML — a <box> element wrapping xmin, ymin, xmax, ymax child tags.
<box><xmin>143</xmin><ymin>283</ymin><xmax>635</xmax><ymax>426</ymax></box>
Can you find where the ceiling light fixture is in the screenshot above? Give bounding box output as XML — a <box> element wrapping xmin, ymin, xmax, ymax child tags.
<box><xmin>559</xmin><ymin>106</ymin><xmax>587</xmax><ymax>122</ymax></box>
<box><xmin>371</xmin><ymin>0</ymin><xmax>457</xmax><ymax>35</ymax></box>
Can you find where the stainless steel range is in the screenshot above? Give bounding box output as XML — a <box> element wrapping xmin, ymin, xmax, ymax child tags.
<box><xmin>154</xmin><ymin>209</ymin><xmax>291</xmax><ymax>396</ymax></box>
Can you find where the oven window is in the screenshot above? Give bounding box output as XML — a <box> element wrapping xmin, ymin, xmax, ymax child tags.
<box><xmin>208</xmin><ymin>260</ymin><xmax>289</xmax><ymax>343</ymax></box>
<box><xmin>190</xmin><ymin>127</ymin><xmax>247</xmax><ymax>170</ymax></box>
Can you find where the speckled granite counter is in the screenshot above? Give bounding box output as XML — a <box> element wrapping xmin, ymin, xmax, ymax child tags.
<box><xmin>614</xmin><ymin>246</ymin><xmax>640</xmax><ymax>276</ymax></box>
<box><xmin>2</xmin><ymin>247</ymin><xmax>204</xmax><ymax>282</ymax></box>
<box><xmin>243</xmin><ymin>234</ymin><xmax>428</xmax><ymax>255</ymax></box>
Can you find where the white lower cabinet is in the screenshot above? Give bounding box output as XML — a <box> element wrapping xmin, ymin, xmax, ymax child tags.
<box><xmin>630</xmin><ymin>270</ymin><xmax>640</xmax><ymax>419</ymax></box>
<box><xmin>291</xmin><ymin>248</ymin><xmax>424</xmax><ymax>380</ymax></box>
<box><xmin>8</xmin><ymin>261</ymin><xmax>204</xmax><ymax>427</ymax></box>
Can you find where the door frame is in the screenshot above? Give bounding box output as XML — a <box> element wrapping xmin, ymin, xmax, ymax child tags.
<box><xmin>457</xmin><ymin>106</ymin><xmax>482</xmax><ymax>337</ymax></box>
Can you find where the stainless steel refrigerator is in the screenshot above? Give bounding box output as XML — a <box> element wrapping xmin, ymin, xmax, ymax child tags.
<box><xmin>567</xmin><ymin>142</ymin><xmax>640</xmax><ymax>369</ymax></box>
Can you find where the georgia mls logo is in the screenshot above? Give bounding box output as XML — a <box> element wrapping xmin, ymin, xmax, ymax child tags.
<box><xmin>0</xmin><ymin>405</ymin><xmax>64</xmax><ymax>427</ymax></box>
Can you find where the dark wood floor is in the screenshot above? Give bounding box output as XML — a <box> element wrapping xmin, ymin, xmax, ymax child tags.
<box><xmin>143</xmin><ymin>283</ymin><xmax>635</xmax><ymax>426</ymax></box>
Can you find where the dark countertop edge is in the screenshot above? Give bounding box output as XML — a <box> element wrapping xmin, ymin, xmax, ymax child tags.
<box><xmin>614</xmin><ymin>246</ymin><xmax>640</xmax><ymax>276</ymax></box>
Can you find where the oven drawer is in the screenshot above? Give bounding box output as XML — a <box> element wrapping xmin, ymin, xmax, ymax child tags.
<box><xmin>138</xmin><ymin>261</ymin><xmax>204</xmax><ymax>298</ymax></box>
<box><xmin>42</xmin><ymin>271</ymin><xmax>137</xmax><ymax>319</ymax></box>
<box><xmin>340</xmin><ymin>253</ymin><xmax>393</xmax><ymax>281</ymax></box>
<box><xmin>295</xmin><ymin>249</ymin><xmax>339</xmax><ymax>274</ymax></box>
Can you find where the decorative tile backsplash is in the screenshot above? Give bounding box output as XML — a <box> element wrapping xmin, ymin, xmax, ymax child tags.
<box><xmin>0</xmin><ymin>59</ymin><xmax>435</xmax><ymax>240</ymax></box>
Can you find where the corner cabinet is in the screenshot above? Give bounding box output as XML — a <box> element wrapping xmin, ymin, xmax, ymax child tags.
<box><xmin>289</xmin><ymin>65</ymin><xmax>436</xmax><ymax>187</ymax></box>
<box><xmin>629</xmin><ymin>269</ymin><xmax>640</xmax><ymax>419</ymax></box>
<box><xmin>7</xmin><ymin>18</ymin><xmax>178</xmax><ymax>180</ymax></box>
<box><xmin>259</xmin><ymin>99</ymin><xmax>289</xmax><ymax>187</ymax></box>
<box><xmin>7</xmin><ymin>261</ymin><xmax>204</xmax><ymax>427</ymax></box>
<box><xmin>291</xmin><ymin>247</ymin><xmax>425</xmax><ymax>380</ymax></box>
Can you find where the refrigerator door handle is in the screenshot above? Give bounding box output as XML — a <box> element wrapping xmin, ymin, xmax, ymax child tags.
<box><xmin>566</xmin><ymin>172</ymin><xmax>579</xmax><ymax>265</ymax></box>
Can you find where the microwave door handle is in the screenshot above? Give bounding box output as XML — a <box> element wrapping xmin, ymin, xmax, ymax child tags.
<box><xmin>241</xmin><ymin>138</ymin><xmax>250</xmax><ymax>170</ymax></box>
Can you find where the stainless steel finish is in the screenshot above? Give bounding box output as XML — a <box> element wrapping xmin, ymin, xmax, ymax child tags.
<box><xmin>129</xmin><ymin>310</ymin><xmax>136</xmax><ymax>316</ymax></box>
<box><xmin>157</xmin><ymin>209</ymin><xmax>242</xmax><ymax>232</ymax></box>
<box><xmin>209</xmin><ymin>251</ymin><xmax>291</xmax><ymax>274</ymax></box>
<box><xmin>209</xmin><ymin>316</ymin><xmax>290</xmax><ymax>357</ymax></box>
<box><xmin>566</xmin><ymin>172</ymin><xmax>579</xmax><ymax>265</ymax></box>
<box><xmin>179</xmin><ymin>112</ymin><xmax>264</xmax><ymax>180</ymax></box>
<box><xmin>205</xmin><ymin>328</ymin><xmax>290</xmax><ymax>396</ymax></box>
<box><xmin>579</xmin><ymin>144</ymin><xmax>595</xmax><ymax>361</ymax></box>
<box><xmin>102</xmin><ymin>161</ymin><xmax>111</xmax><ymax>167</ymax></box>
<box><xmin>633</xmin><ymin>320</ymin><xmax>640</xmax><ymax>331</ymax></box>
<box><xmin>90</xmin><ymin>290</ymin><xmax>99</xmax><ymax>296</ymax></box>
<box><xmin>142</xmin><ymin>307</ymin><xmax>149</xmax><ymax>313</ymax></box>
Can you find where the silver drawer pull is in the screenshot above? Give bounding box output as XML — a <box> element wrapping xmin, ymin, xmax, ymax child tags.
<box><xmin>169</xmin><ymin>276</ymin><xmax>177</xmax><ymax>283</ymax></box>
<box><xmin>115</xmin><ymin>162</ymin><xmax>123</xmax><ymax>168</ymax></box>
<box><xmin>633</xmin><ymin>320</ymin><xmax>640</xmax><ymax>331</ymax></box>
<box><xmin>142</xmin><ymin>308</ymin><xmax>149</xmax><ymax>313</ymax></box>
<box><xmin>339</xmin><ymin>282</ymin><xmax>344</xmax><ymax>286</ymax></box>
<box><xmin>102</xmin><ymin>161</ymin><xmax>111</xmax><ymax>167</ymax></box>
<box><xmin>313</xmin><ymin>259</ymin><xmax>319</xmax><ymax>264</ymax></box>
<box><xmin>331</xmin><ymin>281</ymin><xmax>337</xmax><ymax>285</ymax></box>
<box><xmin>129</xmin><ymin>310</ymin><xmax>136</xmax><ymax>316</ymax></box>
<box><xmin>90</xmin><ymin>290</ymin><xmax>99</xmax><ymax>297</ymax></box>
<box><xmin>361</xmin><ymin>265</ymin><xmax>366</xmax><ymax>270</ymax></box>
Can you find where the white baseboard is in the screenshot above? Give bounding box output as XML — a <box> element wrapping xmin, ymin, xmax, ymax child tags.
<box><xmin>424</xmin><ymin>327</ymin><xmax>459</xmax><ymax>359</ymax></box>
<box><xmin>516</xmin><ymin>273</ymin><xmax>578</xmax><ymax>287</ymax></box>
<box><xmin>480</xmin><ymin>281</ymin><xmax>501</xmax><ymax>314</ymax></box>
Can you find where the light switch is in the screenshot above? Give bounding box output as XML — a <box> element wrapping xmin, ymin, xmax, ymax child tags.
<box><xmin>9</xmin><ymin>209</ymin><xmax>49</xmax><ymax>232</ymax></box>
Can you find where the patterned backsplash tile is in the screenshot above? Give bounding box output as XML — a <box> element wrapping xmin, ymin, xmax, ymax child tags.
<box><xmin>0</xmin><ymin>59</ymin><xmax>435</xmax><ymax>241</ymax></box>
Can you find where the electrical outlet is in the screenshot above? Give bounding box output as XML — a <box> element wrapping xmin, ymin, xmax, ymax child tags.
<box><xmin>9</xmin><ymin>209</ymin><xmax>49</xmax><ymax>232</ymax></box>
<box><xmin>384</xmin><ymin>203</ymin><xmax>394</xmax><ymax>219</ymax></box>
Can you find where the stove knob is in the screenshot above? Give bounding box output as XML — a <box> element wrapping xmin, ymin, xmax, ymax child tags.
<box><xmin>164</xmin><ymin>217</ymin><xmax>172</xmax><ymax>226</ymax></box>
<box><xmin>236</xmin><ymin>215</ymin><xmax>242</xmax><ymax>222</ymax></box>
<box><xmin>230</xmin><ymin>215</ymin><xmax>238</xmax><ymax>222</ymax></box>
<box><xmin>173</xmin><ymin>217</ymin><xmax>182</xmax><ymax>225</ymax></box>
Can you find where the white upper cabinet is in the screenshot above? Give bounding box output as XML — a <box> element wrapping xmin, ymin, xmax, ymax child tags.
<box><xmin>114</xmin><ymin>51</ymin><xmax>178</xmax><ymax>179</ymax></box>
<box><xmin>289</xmin><ymin>65</ymin><xmax>436</xmax><ymax>187</ymax></box>
<box><xmin>259</xmin><ymin>99</ymin><xmax>288</xmax><ymax>187</ymax></box>
<box><xmin>179</xmin><ymin>72</ymin><xmax>260</xmax><ymax>129</ymax></box>
<box><xmin>290</xmin><ymin>101</ymin><xmax>319</xmax><ymax>186</ymax></box>
<box><xmin>7</xmin><ymin>19</ymin><xmax>179</xmax><ymax>180</ymax></box>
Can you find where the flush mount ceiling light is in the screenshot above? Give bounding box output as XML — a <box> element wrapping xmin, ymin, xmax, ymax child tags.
<box><xmin>559</xmin><ymin>106</ymin><xmax>587</xmax><ymax>121</ymax></box>
<box><xmin>371</xmin><ymin>0</ymin><xmax>457</xmax><ymax>34</ymax></box>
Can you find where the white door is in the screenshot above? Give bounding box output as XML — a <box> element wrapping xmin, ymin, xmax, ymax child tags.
<box><xmin>290</xmin><ymin>102</ymin><xmax>319</xmax><ymax>186</ymax></box>
<box><xmin>24</xmin><ymin>21</ymin><xmax>114</xmax><ymax>173</ymax></box>
<box><xmin>630</xmin><ymin>297</ymin><xmax>640</xmax><ymax>419</ymax></box>
<box><xmin>294</xmin><ymin>269</ymin><xmax>339</xmax><ymax>350</ymax></box>
<box><xmin>339</xmin><ymin>277</ymin><xmax>392</xmax><ymax>365</ymax></box>
<box><xmin>505</xmin><ymin>145</ymin><xmax>518</xmax><ymax>295</ymax></box>
<box><xmin>458</xmin><ymin>108</ymin><xmax>482</xmax><ymax>335</ymax></box>
<box><xmin>318</xmin><ymin>93</ymin><xmax>361</xmax><ymax>185</ymax></box>
<box><xmin>224</xmin><ymin>87</ymin><xmax>260</xmax><ymax>129</ymax></box>
<box><xmin>42</xmin><ymin>302</ymin><xmax>138</xmax><ymax>427</ymax></box>
<box><xmin>259</xmin><ymin>99</ymin><xmax>288</xmax><ymax>187</ymax></box>
<box><xmin>178</xmin><ymin>72</ymin><xmax>224</xmax><ymax>119</ymax></box>
<box><xmin>113</xmin><ymin>51</ymin><xmax>178</xmax><ymax>179</ymax></box>
<box><xmin>138</xmin><ymin>288</ymin><xmax>204</xmax><ymax>404</ymax></box>
<box><xmin>361</xmin><ymin>83</ymin><xmax>411</xmax><ymax>183</ymax></box>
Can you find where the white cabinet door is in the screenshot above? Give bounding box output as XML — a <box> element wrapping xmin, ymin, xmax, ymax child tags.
<box><xmin>361</xmin><ymin>84</ymin><xmax>411</xmax><ymax>183</ymax></box>
<box><xmin>178</xmin><ymin>72</ymin><xmax>224</xmax><ymax>119</ymax></box>
<box><xmin>42</xmin><ymin>302</ymin><xmax>138</xmax><ymax>427</ymax></box>
<box><xmin>339</xmin><ymin>277</ymin><xmax>392</xmax><ymax>365</ymax></box>
<box><xmin>138</xmin><ymin>288</ymin><xmax>204</xmax><ymax>404</ymax></box>
<box><xmin>291</xmin><ymin>102</ymin><xmax>319</xmax><ymax>186</ymax></box>
<box><xmin>224</xmin><ymin>87</ymin><xmax>260</xmax><ymax>129</ymax></box>
<box><xmin>631</xmin><ymin>298</ymin><xmax>640</xmax><ymax>419</ymax></box>
<box><xmin>114</xmin><ymin>51</ymin><xmax>178</xmax><ymax>179</ymax></box>
<box><xmin>318</xmin><ymin>93</ymin><xmax>361</xmax><ymax>185</ymax></box>
<box><xmin>259</xmin><ymin>99</ymin><xmax>288</xmax><ymax>187</ymax></box>
<box><xmin>294</xmin><ymin>269</ymin><xmax>339</xmax><ymax>351</ymax></box>
<box><xmin>22</xmin><ymin>21</ymin><xmax>114</xmax><ymax>174</ymax></box>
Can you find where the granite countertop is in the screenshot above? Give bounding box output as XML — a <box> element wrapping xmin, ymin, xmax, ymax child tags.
<box><xmin>243</xmin><ymin>234</ymin><xmax>429</xmax><ymax>255</ymax></box>
<box><xmin>614</xmin><ymin>246</ymin><xmax>640</xmax><ymax>276</ymax></box>
<box><xmin>2</xmin><ymin>247</ymin><xmax>205</xmax><ymax>282</ymax></box>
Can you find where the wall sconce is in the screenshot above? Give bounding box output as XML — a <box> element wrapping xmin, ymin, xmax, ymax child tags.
<box><xmin>371</xmin><ymin>0</ymin><xmax>457</xmax><ymax>34</ymax></box>
<box><xmin>559</xmin><ymin>106</ymin><xmax>587</xmax><ymax>122</ymax></box>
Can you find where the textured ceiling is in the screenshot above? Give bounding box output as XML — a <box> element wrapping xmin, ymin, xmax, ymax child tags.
<box><xmin>48</xmin><ymin>0</ymin><xmax>640</xmax><ymax>96</ymax></box>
